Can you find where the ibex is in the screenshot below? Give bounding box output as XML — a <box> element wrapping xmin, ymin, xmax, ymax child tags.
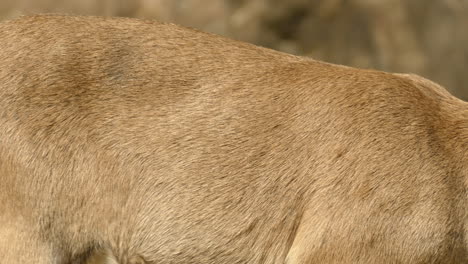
<box><xmin>0</xmin><ymin>15</ymin><xmax>466</xmax><ymax>264</ymax></box>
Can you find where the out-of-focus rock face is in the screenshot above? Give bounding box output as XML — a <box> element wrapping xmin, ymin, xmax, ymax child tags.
<box><xmin>1</xmin><ymin>0</ymin><xmax>467</xmax><ymax>100</ymax></box>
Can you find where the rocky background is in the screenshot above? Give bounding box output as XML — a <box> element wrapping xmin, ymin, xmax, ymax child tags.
<box><xmin>1</xmin><ymin>0</ymin><xmax>467</xmax><ymax>100</ymax></box>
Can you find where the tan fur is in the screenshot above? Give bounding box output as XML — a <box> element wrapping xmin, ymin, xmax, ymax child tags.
<box><xmin>0</xmin><ymin>15</ymin><xmax>467</xmax><ymax>264</ymax></box>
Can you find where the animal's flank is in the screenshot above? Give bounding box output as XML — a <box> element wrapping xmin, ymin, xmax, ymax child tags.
<box><xmin>0</xmin><ymin>14</ymin><xmax>467</xmax><ymax>264</ymax></box>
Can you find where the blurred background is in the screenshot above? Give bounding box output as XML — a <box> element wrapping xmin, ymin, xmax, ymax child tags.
<box><xmin>1</xmin><ymin>0</ymin><xmax>467</xmax><ymax>100</ymax></box>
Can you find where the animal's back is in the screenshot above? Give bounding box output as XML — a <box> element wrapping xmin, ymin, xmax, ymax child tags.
<box><xmin>0</xmin><ymin>15</ymin><xmax>466</xmax><ymax>263</ymax></box>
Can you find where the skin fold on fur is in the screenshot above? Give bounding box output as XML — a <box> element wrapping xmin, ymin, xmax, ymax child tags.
<box><xmin>0</xmin><ymin>15</ymin><xmax>466</xmax><ymax>264</ymax></box>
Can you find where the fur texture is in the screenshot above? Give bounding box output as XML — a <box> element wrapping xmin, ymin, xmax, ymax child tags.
<box><xmin>0</xmin><ymin>15</ymin><xmax>467</xmax><ymax>263</ymax></box>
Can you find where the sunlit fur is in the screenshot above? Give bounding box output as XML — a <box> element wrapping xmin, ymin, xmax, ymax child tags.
<box><xmin>0</xmin><ymin>15</ymin><xmax>467</xmax><ymax>263</ymax></box>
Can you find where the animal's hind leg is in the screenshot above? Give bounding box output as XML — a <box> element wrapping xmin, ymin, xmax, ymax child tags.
<box><xmin>83</xmin><ymin>247</ymin><xmax>148</xmax><ymax>264</ymax></box>
<box><xmin>84</xmin><ymin>248</ymin><xmax>119</xmax><ymax>264</ymax></box>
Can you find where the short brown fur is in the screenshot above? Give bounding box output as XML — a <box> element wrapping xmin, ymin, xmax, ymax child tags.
<box><xmin>0</xmin><ymin>15</ymin><xmax>467</xmax><ymax>263</ymax></box>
